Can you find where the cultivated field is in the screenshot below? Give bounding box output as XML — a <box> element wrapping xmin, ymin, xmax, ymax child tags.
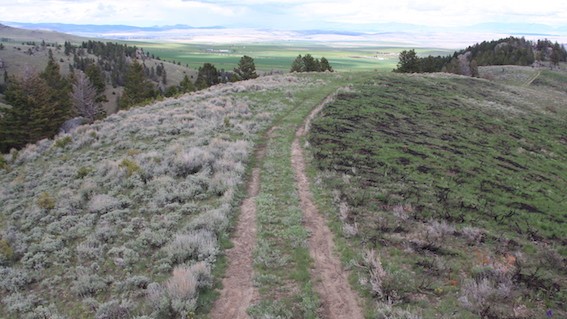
<box><xmin>127</xmin><ymin>41</ymin><xmax>452</xmax><ymax>73</ymax></box>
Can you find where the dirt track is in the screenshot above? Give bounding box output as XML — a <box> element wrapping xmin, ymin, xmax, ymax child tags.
<box><xmin>291</xmin><ymin>94</ymin><xmax>364</xmax><ymax>319</ymax></box>
<box><xmin>209</xmin><ymin>168</ymin><xmax>261</xmax><ymax>318</ymax></box>
<box><xmin>211</xmin><ymin>94</ymin><xmax>362</xmax><ymax>318</ymax></box>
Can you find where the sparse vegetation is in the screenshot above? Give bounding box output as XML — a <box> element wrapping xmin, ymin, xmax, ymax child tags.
<box><xmin>0</xmin><ymin>74</ymin><xmax>334</xmax><ymax>318</ymax></box>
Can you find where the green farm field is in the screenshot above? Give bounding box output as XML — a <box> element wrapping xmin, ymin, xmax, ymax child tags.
<box><xmin>127</xmin><ymin>41</ymin><xmax>453</xmax><ymax>72</ymax></box>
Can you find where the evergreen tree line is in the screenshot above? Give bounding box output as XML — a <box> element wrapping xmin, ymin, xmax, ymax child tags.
<box><xmin>290</xmin><ymin>54</ymin><xmax>333</xmax><ymax>72</ymax></box>
<box><xmin>395</xmin><ymin>37</ymin><xmax>567</xmax><ymax>76</ymax></box>
<box><xmin>0</xmin><ymin>50</ymin><xmax>262</xmax><ymax>152</ymax></box>
<box><xmin>0</xmin><ymin>50</ymin><xmax>73</xmax><ymax>153</ymax></box>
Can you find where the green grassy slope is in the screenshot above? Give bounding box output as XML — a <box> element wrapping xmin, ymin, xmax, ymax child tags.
<box><xmin>307</xmin><ymin>70</ymin><xmax>567</xmax><ymax>318</ymax></box>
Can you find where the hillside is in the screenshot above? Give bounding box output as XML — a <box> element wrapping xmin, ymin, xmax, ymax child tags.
<box><xmin>0</xmin><ymin>65</ymin><xmax>566</xmax><ymax>318</ymax></box>
<box><xmin>0</xmin><ymin>24</ymin><xmax>197</xmax><ymax>114</ymax></box>
<box><xmin>307</xmin><ymin>69</ymin><xmax>567</xmax><ymax>317</ymax></box>
<box><xmin>0</xmin><ymin>73</ymin><xmax>343</xmax><ymax>318</ymax></box>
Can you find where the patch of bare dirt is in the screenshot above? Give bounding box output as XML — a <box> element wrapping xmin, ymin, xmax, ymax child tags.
<box><xmin>291</xmin><ymin>93</ymin><xmax>364</xmax><ymax>319</ymax></box>
<box><xmin>210</xmin><ymin>128</ymin><xmax>279</xmax><ymax>318</ymax></box>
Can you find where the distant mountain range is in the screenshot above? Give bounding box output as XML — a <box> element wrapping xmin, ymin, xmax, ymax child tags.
<box><xmin>1</xmin><ymin>21</ymin><xmax>565</xmax><ymax>48</ymax></box>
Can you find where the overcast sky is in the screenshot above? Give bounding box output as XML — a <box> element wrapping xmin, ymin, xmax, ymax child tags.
<box><xmin>1</xmin><ymin>0</ymin><xmax>567</xmax><ymax>31</ymax></box>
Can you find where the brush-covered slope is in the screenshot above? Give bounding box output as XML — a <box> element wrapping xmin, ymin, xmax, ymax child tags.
<box><xmin>0</xmin><ymin>74</ymin><xmax>325</xmax><ymax>319</ymax></box>
<box><xmin>308</xmin><ymin>70</ymin><xmax>567</xmax><ymax>318</ymax></box>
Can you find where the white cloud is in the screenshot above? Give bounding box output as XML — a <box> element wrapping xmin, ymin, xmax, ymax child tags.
<box><xmin>0</xmin><ymin>0</ymin><xmax>566</xmax><ymax>30</ymax></box>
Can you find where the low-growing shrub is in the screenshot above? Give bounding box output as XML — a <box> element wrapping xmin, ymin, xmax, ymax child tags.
<box><xmin>54</xmin><ymin>136</ymin><xmax>73</xmax><ymax>148</ymax></box>
<box><xmin>0</xmin><ymin>155</ymin><xmax>8</xmax><ymax>170</ymax></box>
<box><xmin>72</xmin><ymin>271</ymin><xmax>108</xmax><ymax>297</ymax></box>
<box><xmin>88</xmin><ymin>194</ymin><xmax>122</xmax><ymax>214</ymax></box>
<box><xmin>163</xmin><ymin>230</ymin><xmax>218</xmax><ymax>264</ymax></box>
<box><xmin>119</xmin><ymin>158</ymin><xmax>141</xmax><ymax>177</ymax></box>
<box><xmin>360</xmin><ymin>249</ymin><xmax>388</xmax><ymax>299</ymax></box>
<box><xmin>95</xmin><ymin>299</ymin><xmax>131</xmax><ymax>319</ymax></box>
<box><xmin>459</xmin><ymin>277</ymin><xmax>513</xmax><ymax>318</ymax></box>
<box><xmin>76</xmin><ymin>166</ymin><xmax>93</xmax><ymax>179</ymax></box>
<box><xmin>37</xmin><ymin>192</ymin><xmax>56</xmax><ymax>210</ymax></box>
<box><xmin>0</xmin><ymin>239</ymin><xmax>14</xmax><ymax>265</ymax></box>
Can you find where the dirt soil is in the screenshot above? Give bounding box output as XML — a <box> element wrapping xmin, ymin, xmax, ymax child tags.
<box><xmin>291</xmin><ymin>93</ymin><xmax>364</xmax><ymax>319</ymax></box>
<box><xmin>209</xmin><ymin>168</ymin><xmax>261</xmax><ymax>318</ymax></box>
<box><xmin>210</xmin><ymin>126</ymin><xmax>276</xmax><ymax>319</ymax></box>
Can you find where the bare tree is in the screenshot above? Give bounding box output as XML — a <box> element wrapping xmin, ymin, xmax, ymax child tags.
<box><xmin>72</xmin><ymin>71</ymin><xmax>102</xmax><ymax>122</ymax></box>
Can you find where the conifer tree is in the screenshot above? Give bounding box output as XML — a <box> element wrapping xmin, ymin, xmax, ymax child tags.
<box><xmin>302</xmin><ymin>54</ymin><xmax>317</xmax><ymax>72</ymax></box>
<box><xmin>40</xmin><ymin>49</ymin><xmax>72</xmax><ymax>132</ymax></box>
<box><xmin>120</xmin><ymin>59</ymin><xmax>155</xmax><ymax>109</ymax></box>
<box><xmin>234</xmin><ymin>55</ymin><xmax>258</xmax><ymax>80</ymax></box>
<box><xmin>320</xmin><ymin>57</ymin><xmax>333</xmax><ymax>72</ymax></box>
<box><xmin>395</xmin><ymin>49</ymin><xmax>420</xmax><ymax>73</ymax></box>
<box><xmin>195</xmin><ymin>63</ymin><xmax>219</xmax><ymax>89</ymax></box>
<box><xmin>0</xmin><ymin>70</ymin><xmax>52</xmax><ymax>152</ymax></box>
<box><xmin>179</xmin><ymin>75</ymin><xmax>195</xmax><ymax>93</ymax></box>
<box><xmin>290</xmin><ymin>55</ymin><xmax>304</xmax><ymax>72</ymax></box>
<box><xmin>84</xmin><ymin>64</ymin><xmax>107</xmax><ymax>102</ymax></box>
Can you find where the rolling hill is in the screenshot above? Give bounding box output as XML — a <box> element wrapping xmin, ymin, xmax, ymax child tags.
<box><xmin>0</xmin><ymin>24</ymin><xmax>197</xmax><ymax>114</ymax></box>
<box><xmin>0</xmin><ymin>67</ymin><xmax>565</xmax><ymax>318</ymax></box>
<box><xmin>1</xmin><ymin>23</ymin><xmax>566</xmax><ymax>318</ymax></box>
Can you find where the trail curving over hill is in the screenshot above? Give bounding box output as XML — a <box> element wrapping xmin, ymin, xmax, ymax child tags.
<box><xmin>291</xmin><ymin>93</ymin><xmax>364</xmax><ymax>319</ymax></box>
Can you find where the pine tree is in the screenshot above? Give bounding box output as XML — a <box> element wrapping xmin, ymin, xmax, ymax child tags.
<box><xmin>179</xmin><ymin>75</ymin><xmax>195</xmax><ymax>93</ymax></box>
<box><xmin>320</xmin><ymin>57</ymin><xmax>333</xmax><ymax>72</ymax></box>
<box><xmin>290</xmin><ymin>55</ymin><xmax>304</xmax><ymax>72</ymax></box>
<box><xmin>234</xmin><ymin>55</ymin><xmax>258</xmax><ymax>80</ymax></box>
<box><xmin>395</xmin><ymin>49</ymin><xmax>420</xmax><ymax>73</ymax></box>
<box><xmin>40</xmin><ymin>49</ymin><xmax>72</xmax><ymax>133</ymax></box>
<box><xmin>120</xmin><ymin>59</ymin><xmax>155</xmax><ymax>109</ymax></box>
<box><xmin>84</xmin><ymin>64</ymin><xmax>107</xmax><ymax>102</ymax></box>
<box><xmin>195</xmin><ymin>63</ymin><xmax>219</xmax><ymax>89</ymax></box>
<box><xmin>302</xmin><ymin>54</ymin><xmax>317</xmax><ymax>72</ymax></box>
<box><xmin>0</xmin><ymin>70</ymin><xmax>52</xmax><ymax>152</ymax></box>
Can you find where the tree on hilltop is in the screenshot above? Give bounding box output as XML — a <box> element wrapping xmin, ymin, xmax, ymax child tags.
<box><xmin>291</xmin><ymin>55</ymin><xmax>304</xmax><ymax>72</ymax></box>
<box><xmin>195</xmin><ymin>63</ymin><xmax>219</xmax><ymax>90</ymax></box>
<box><xmin>320</xmin><ymin>57</ymin><xmax>333</xmax><ymax>72</ymax></box>
<box><xmin>291</xmin><ymin>54</ymin><xmax>333</xmax><ymax>72</ymax></box>
<box><xmin>395</xmin><ymin>49</ymin><xmax>420</xmax><ymax>73</ymax></box>
<box><xmin>234</xmin><ymin>55</ymin><xmax>258</xmax><ymax>80</ymax></box>
<box><xmin>302</xmin><ymin>54</ymin><xmax>318</xmax><ymax>72</ymax></box>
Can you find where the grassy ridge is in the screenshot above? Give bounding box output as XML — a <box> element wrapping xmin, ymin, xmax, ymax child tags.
<box><xmin>307</xmin><ymin>71</ymin><xmax>566</xmax><ymax>317</ymax></box>
<box><xmin>247</xmin><ymin>73</ymin><xmax>349</xmax><ymax>318</ymax></box>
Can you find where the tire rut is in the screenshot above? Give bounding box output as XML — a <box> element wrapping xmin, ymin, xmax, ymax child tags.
<box><xmin>291</xmin><ymin>93</ymin><xmax>364</xmax><ymax>319</ymax></box>
<box><xmin>210</xmin><ymin>128</ymin><xmax>275</xmax><ymax>319</ymax></box>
